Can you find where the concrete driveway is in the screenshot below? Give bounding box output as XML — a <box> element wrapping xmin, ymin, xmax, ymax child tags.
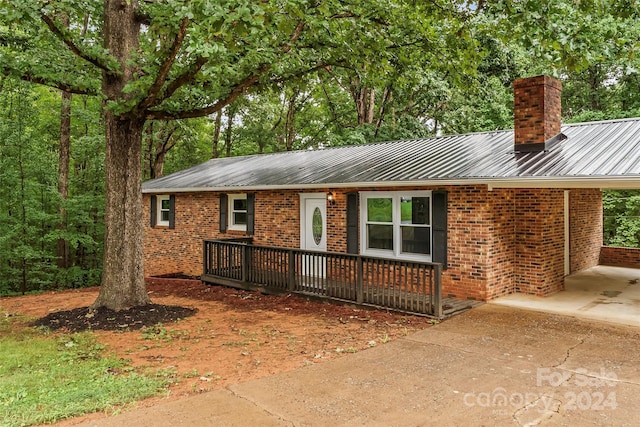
<box><xmin>76</xmin><ymin>304</ymin><xmax>640</xmax><ymax>427</ymax></box>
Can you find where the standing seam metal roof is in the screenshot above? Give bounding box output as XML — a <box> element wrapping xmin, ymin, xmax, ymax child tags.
<box><xmin>142</xmin><ymin>117</ymin><xmax>640</xmax><ymax>192</ymax></box>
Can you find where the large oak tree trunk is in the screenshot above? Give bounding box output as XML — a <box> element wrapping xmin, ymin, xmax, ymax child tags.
<box><xmin>92</xmin><ymin>0</ymin><xmax>150</xmax><ymax>310</ymax></box>
<box><xmin>92</xmin><ymin>114</ymin><xmax>150</xmax><ymax>310</ymax></box>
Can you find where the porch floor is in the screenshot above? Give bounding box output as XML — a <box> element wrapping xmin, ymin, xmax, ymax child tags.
<box><xmin>491</xmin><ymin>265</ymin><xmax>640</xmax><ymax>327</ymax></box>
<box><xmin>441</xmin><ymin>297</ymin><xmax>483</xmax><ymax>317</ymax></box>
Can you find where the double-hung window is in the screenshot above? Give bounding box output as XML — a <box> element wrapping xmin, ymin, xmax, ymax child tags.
<box><xmin>220</xmin><ymin>193</ymin><xmax>254</xmax><ymax>235</ymax></box>
<box><xmin>157</xmin><ymin>195</ymin><xmax>171</xmax><ymax>227</ymax></box>
<box><xmin>150</xmin><ymin>194</ymin><xmax>175</xmax><ymax>228</ymax></box>
<box><xmin>228</xmin><ymin>194</ymin><xmax>248</xmax><ymax>231</ymax></box>
<box><xmin>360</xmin><ymin>191</ymin><xmax>432</xmax><ymax>261</ymax></box>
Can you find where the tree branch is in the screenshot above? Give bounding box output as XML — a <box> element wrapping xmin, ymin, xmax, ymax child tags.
<box><xmin>3</xmin><ymin>67</ymin><xmax>96</xmax><ymax>95</ymax></box>
<box><xmin>137</xmin><ymin>17</ymin><xmax>190</xmax><ymax>111</ymax></box>
<box><xmin>269</xmin><ymin>63</ymin><xmax>330</xmax><ymax>84</ymax></box>
<box><xmin>150</xmin><ymin>56</ymin><xmax>208</xmax><ymax>107</ymax></box>
<box><xmin>146</xmin><ymin>65</ymin><xmax>269</xmax><ymax>120</ymax></box>
<box><xmin>40</xmin><ymin>13</ymin><xmax>115</xmax><ymax>75</ymax></box>
<box><xmin>146</xmin><ymin>19</ymin><xmax>307</xmax><ymax>120</ymax></box>
<box><xmin>283</xmin><ymin>21</ymin><xmax>306</xmax><ymax>54</ymax></box>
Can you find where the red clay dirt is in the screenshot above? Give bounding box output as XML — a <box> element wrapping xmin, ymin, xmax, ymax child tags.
<box><xmin>0</xmin><ymin>280</ymin><xmax>434</xmax><ymax>425</ymax></box>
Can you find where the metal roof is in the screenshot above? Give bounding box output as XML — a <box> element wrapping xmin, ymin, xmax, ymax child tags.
<box><xmin>142</xmin><ymin>117</ymin><xmax>640</xmax><ymax>193</ymax></box>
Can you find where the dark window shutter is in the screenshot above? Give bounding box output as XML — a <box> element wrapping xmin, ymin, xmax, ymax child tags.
<box><xmin>150</xmin><ymin>195</ymin><xmax>157</xmax><ymax>227</ymax></box>
<box><xmin>219</xmin><ymin>194</ymin><xmax>228</xmax><ymax>233</ymax></box>
<box><xmin>432</xmin><ymin>190</ymin><xmax>448</xmax><ymax>268</ymax></box>
<box><xmin>246</xmin><ymin>193</ymin><xmax>255</xmax><ymax>235</ymax></box>
<box><xmin>346</xmin><ymin>192</ymin><xmax>359</xmax><ymax>254</ymax></box>
<box><xmin>168</xmin><ymin>195</ymin><xmax>176</xmax><ymax>229</ymax></box>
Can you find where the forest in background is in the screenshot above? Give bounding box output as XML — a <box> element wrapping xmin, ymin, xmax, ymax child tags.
<box><xmin>2</xmin><ymin>1</ymin><xmax>640</xmax><ymax>295</ymax></box>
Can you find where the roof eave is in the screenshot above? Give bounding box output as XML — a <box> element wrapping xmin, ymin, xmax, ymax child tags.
<box><xmin>141</xmin><ymin>175</ymin><xmax>640</xmax><ymax>194</ymax></box>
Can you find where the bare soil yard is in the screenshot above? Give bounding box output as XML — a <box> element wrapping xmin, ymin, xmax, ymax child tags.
<box><xmin>0</xmin><ymin>280</ymin><xmax>433</xmax><ymax>425</ymax></box>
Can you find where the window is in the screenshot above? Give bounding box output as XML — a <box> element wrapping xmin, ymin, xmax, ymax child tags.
<box><xmin>360</xmin><ymin>191</ymin><xmax>432</xmax><ymax>260</ymax></box>
<box><xmin>228</xmin><ymin>194</ymin><xmax>247</xmax><ymax>231</ymax></box>
<box><xmin>151</xmin><ymin>194</ymin><xmax>175</xmax><ymax>229</ymax></box>
<box><xmin>157</xmin><ymin>195</ymin><xmax>171</xmax><ymax>226</ymax></box>
<box><xmin>220</xmin><ymin>193</ymin><xmax>254</xmax><ymax>235</ymax></box>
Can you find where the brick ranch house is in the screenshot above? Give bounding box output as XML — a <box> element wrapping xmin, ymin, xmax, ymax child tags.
<box><xmin>143</xmin><ymin>75</ymin><xmax>640</xmax><ymax>304</ymax></box>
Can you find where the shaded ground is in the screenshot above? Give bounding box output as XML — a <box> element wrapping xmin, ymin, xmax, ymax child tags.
<box><xmin>0</xmin><ymin>280</ymin><xmax>434</xmax><ymax>425</ymax></box>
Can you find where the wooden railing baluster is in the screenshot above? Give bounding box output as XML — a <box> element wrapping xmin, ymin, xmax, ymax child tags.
<box><xmin>202</xmin><ymin>239</ymin><xmax>443</xmax><ymax>318</ymax></box>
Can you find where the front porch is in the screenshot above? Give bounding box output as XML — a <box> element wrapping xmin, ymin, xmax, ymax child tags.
<box><xmin>201</xmin><ymin>239</ymin><xmax>480</xmax><ymax>319</ymax></box>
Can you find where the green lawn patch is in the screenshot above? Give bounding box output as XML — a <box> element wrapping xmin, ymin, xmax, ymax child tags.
<box><xmin>0</xmin><ymin>318</ymin><xmax>169</xmax><ymax>427</ymax></box>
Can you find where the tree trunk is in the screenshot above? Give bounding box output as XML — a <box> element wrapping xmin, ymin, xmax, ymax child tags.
<box><xmin>92</xmin><ymin>114</ymin><xmax>150</xmax><ymax>310</ymax></box>
<box><xmin>366</xmin><ymin>88</ymin><xmax>376</xmax><ymax>124</ymax></box>
<box><xmin>92</xmin><ymin>0</ymin><xmax>150</xmax><ymax>310</ymax></box>
<box><xmin>212</xmin><ymin>110</ymin><xmax>222</xmax><ymax>158</ymax></box>
<box><xmin>224</xmin><ymin>106</ymin><xmax>234</xmax><ymax>157</ymax></box>
<box><xmin>153</xmin><ymin>149</ymin><xmax>167</xmax><ymax>178</ymax></box>
<box><xmin>285</xmin><ymin>93</ymin><xmax>296</xmax><ymax>151</ymax></box>
<box><xmin>351</xmin><ymin>81</ymin><xmax>376</xmax><ymax>125</ymax></box>
<box><xmin>144</xmin><ymin>122</ymin><xmax>154</xmax><ymax>180</ymax></box>
<box><xmin>57</xmin><ymin>90</ymin><xmax>71</xmax><ymax>269</ymax></box>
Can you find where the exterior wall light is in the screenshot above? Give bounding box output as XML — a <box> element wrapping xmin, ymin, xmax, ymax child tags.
<box><xmin>327</xmin><ymin>191</ymin><xmax>336</xmax><ymax>205</ymax></box>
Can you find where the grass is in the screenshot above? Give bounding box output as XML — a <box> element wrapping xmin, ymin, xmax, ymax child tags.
<box><xmin>0</xmin><ymin>314</ymin><xmax>169</xmax><ymax>427</ymax></box>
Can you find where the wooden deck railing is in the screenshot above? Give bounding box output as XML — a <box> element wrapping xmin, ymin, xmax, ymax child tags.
<box><xmin>202</xmin><ymin>239</ymin><xmax>443</xmax><ymax>318</ymax></box>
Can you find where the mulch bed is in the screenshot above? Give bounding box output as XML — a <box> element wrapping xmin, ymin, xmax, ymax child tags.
<box><xmin>32</xmin><ymin>304</ymin><xmax>197</xmax><ymax>332</ymax></box>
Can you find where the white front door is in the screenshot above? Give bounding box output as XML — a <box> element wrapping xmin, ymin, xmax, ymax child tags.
<box><xmin>300</xmin><ymin>194</ymin><xmax>327</xmax><ymax>279</ymax></box>
<box><xmin>303</xmin><ymin>198</ymin><xmax>327</xmax><ymax>252</ymax></box>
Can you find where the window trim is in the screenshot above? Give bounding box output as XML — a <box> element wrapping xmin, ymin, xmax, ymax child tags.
<box><xmin>359</xmin><ymin>190</ymin><xmax>432</xmax><ymax>261</ymax></box>
<box><xmin>228</xmin><ymin>193</ymin><xmax>248</xmax><ymax>231</ymax></box>
<box><xmin>156</xmin><ymin>195</ymin><xmax>171</xmax><ymax>227</ymax></box>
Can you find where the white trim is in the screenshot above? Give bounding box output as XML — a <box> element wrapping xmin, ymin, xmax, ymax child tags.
<box><xmin>143</xmin><ymin>176</ymin><xmax>640</xmax><ymax>194</ymax></box>
<box><xmin>228</xmin><ymin>193</ymin><xmax>247</xmax><ymax>231</ymax></box>
<box><xmin>156</xmin><ymin>195</ymin><xmax>171</xmax><ymax>227</ymax></box>
<box><xmin>359</xmin><ymin>190</ymin><xmax>432</xmax><ymax>262</ymax></box>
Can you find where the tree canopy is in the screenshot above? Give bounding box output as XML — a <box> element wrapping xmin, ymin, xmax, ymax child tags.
<box><xmin>2</xmin><ymin>0</ymin><xmax>640</xmax><ymax>302</ymax></box>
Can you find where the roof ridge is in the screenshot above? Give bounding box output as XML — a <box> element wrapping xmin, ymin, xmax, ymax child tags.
<box><xmin>563</xmin><ymin>116</ymin><xmax>640</xmax><ymax>127</ymax></box>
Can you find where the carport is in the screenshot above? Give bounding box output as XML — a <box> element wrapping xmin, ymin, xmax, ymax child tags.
<box><xmin>491</xmin><ymin>265</ymin><xmax>640</xmax><ymax>327</ymax></box>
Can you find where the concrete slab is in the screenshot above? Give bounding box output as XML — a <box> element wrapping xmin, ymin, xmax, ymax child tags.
<box><xmin>75</xmin><ymin>304</ymin><xmax>640</xmax><ymax>427</ymax></box>
<box><xmin>491</xmin><ymin>265</ymin><xmax>640</xmax><ymax>327</ymax></box>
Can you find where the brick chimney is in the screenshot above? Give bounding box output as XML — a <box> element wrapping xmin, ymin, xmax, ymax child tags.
<box><xmin>513</xmin><ymin>75</ymin><xmax>562</xmax><ymax>152</ymax></box>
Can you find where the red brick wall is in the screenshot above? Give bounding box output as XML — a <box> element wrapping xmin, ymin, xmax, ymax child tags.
<box><xmin>570</xmin><ymin>189</ymin><xmax>602</xmax><ymax>271</ymax></box>
<box><xmin>326</xmin><ymin>191</ymin><xmax>348</xmax><ymax>253</ymax></box>
<box><xmin>144</xmin><ymin>192</ymin><xmax>218</xmax><ymax>277</ymax></box>
<box><xmin>145</xmin><ymin>190</ymin><xmax>319</xmax><ymax>277</ymax></box>
<box><xmin>252</xmin><ymin>190</ymin><xmax>301</xmax><ymax>248</ymax></box>
<box><xmin>514</xmin><ymin>189</ymin><xmax>565</xmax><ymax>296</ymax></box>
<box><xmin>486</xmin><ymin>189</ymin><xmax>516</xmax><ymax>299</ymax></box>
<box><xmin>442</xmin><ymin>185</ymin><xmax>490</xmax><ymax>301</ymax></box>
<box><xmin>599</xmin><ymin>246</ymin><xmax>640</xmax><ymax>268</ymax></box>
